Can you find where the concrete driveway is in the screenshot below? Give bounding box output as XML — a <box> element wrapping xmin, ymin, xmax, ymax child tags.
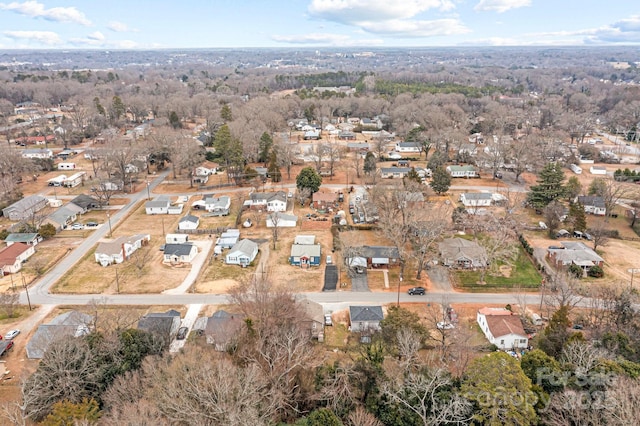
<box><xmin>349</xmin><ymin>269</ymin><xmax>370</xmax><ymax>292</ymax></box>
<box><xmin>427</xmin><ymin>266</ymin><xmax>453</xmax><ymax>292</ymax></box>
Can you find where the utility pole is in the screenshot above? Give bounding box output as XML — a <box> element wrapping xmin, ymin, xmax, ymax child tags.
<box><xmin>22</xmin><ymin>273</ymin><xmax>32</xmax><ymax>311</ymax></box>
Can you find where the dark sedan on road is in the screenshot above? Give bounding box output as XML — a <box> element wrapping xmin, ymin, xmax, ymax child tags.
<box><xmin>408</xmin><ymin>287</ymin><xmax>426</xmax><ymax>295</ymax></box>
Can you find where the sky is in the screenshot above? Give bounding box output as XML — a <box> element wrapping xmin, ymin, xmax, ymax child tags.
<box><xmin>0</xmin><ymin>0</ymin><xmax>639</xmax><ymax>49</ymax></box>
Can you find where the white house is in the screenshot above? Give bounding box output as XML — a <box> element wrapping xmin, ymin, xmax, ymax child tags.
<box><xmin>446</xmin><ymin>165</ymin><xmax>478</xmax><ymax>178</ymax></box>
<box><xmin>460</xmin><ymin>193</ymin><xmax>493</xmax><ymax>207</ymax></box>
<box><xmin>379</xmin><ymin>167</ymin><xmax>412</xmax><ymax>179</ymax></box>
<box><xmin>394</xmin><ymin>142</ymin><xmax>421</xmax><ymax>153</ymax></box>
<box><xmin>178</xmin><ymin>215</ymin><xmax>200</xmax><ymax>230</ymax></box>
<box><xmin>145</xmin><ymin>198</ymin><xmax>170</xmax><ymax>214</ymax></box>
<box><xmin>266</xmin><ymin>212</ymin><xmax>298</xmax><ymax>228</ymax></box>
<box><xmin>94</xmin><ymin>234</ymin><xmax>151</xmax><ymax>267</ymax></box>
<box><xmin>245</xmin><ymin>191</ymin><xmax>287</xmax><ymax>212</ymax></box>
<box><xmin>166</xmin><ymin>233</ymin><xmax>189</xmax><ymax>244</ymax></box>
<box><xmin>476</xmin><ymin>308</ymin><xmax>528</xmax><ymax>350</ymax></box>
<box><xmin>216</xmin><ymin>229</ymin><xmax>240</xmax><ymax>250</ymax></box>
<box><xmin>577</xmin><ymin>195</ymin><xmax>606</xmax><ymax>216</ymax></box>
<box><xmin>225</xmin><ymin>239</ymin><xmax>258</xmax><ymax>266</ymax></box>
<box><xmin>590</xmin><ymin>166</ymin><xmax>607</xmax><ymax>175</ymax></box>
<box><xmin>58</xmin><ymin>162</ymin><xmax>76</xmax><ymax>170</ymax></box>
<box><xmin>0</xmin><ymin>243</ymin><xmax>36</xmax><ymax>275</ymax></box>
<box><xmin>2</xmin><ymin>195</ymin><xmax>48</xmax><ymax>221</ymax></box>
<box><xmin>204</xmin><ymin>196</ymin><xmax>231</xmax><ymax>216</ymax></box>
<box><xmin>163</xmin><ymin>243</ymin><xmax>198</xmax><ymax>264</ymax></box>
<box><xmin>194</xmin><ymin>161</ymin><xmax>219</xmax><ymax>176</ymax></box>
<box><xmin>22</xmin><ymin>148</ymin><xmax>53</xmax><ymax>159</ymax></box>
<box><xmin>63</xmin><ymin>172</ymin><xmax>86</xmax><ymax>188</ymax></box>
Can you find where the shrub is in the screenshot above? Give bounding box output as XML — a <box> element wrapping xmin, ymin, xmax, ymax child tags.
<box><xmin>588</xmin><ymin>265</ymin><xmax>604</xmax><ymax>278</ymax></box>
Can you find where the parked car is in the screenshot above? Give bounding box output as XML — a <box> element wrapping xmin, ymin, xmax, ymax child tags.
<box><xmin>176</xmin><ymin>327</ymin><xmax>189</xmax><ymax>340</ymax></box>
<box><xmin>437</xmin><ymin>322</ymin><xmax>455</xmax><ymax>330</ymax></box>
<box><xmin>324</xmin><ymin>314</ymin><xmax>333</xmax><ymax>326</ymax></box>
<box><xmin>326</xmin><ymin>255</ymin><xmax>332</xmax><ymax>264</ymax></box>
<box><xmin>85</xmin><ymin>221</ymin><xmax>98</xmax><ymax>227</ymax></box>
<box><xmin>4</xmin><ymin>330</ymin><xmax>20</xmax><ymax>340</ymax></box>
<box><xmin>70</xmin><ymin>223</ymin><xmax>83</xmax><ymax>230</ymax></box>
<box><xmin>408</xmin><ymin>286</ymin><xmax>426</xmax><ymax>295</ymax></box>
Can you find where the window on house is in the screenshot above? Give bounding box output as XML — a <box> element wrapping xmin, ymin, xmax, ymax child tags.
<box><xmin>500</xmin><ymin>339</ymin><xmax>504</xmax><ymax>345</ymax></box>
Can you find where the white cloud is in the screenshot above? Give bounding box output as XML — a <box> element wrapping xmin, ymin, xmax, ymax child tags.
<box><xmin>87</xmin><ymin>31</ymin><xmax>105</xmax><ymax>41</ymax></box>
<box><xmin>271</xmin><ymin>32</ymin><xmax>383</xmax><ymax>46</ymax></box>
<box><xmin>309</xmin><ymin>0</ymin><xmax>455</xmax><ymax>24</ymax></box>
<box><xmin>474</xmin><ymin>0</ymin><xmax>531</xmax><ymax>13</ymax></box>
<box><xmin>3</xmin><ymin>30</ymin><xmax>61</xmax><ymax>45</ymax></box>
<box><xmin>0</xmin><ymin>1</ymin><xmax>91</xmax><ymax>25</ymax></box>
<box><xmin>358</xmin><ymin>18</ymin><xmax>470</xmax><ymax>37</ymax></box>
<box><xmin>108</xmin><ymin>21</ymin><xmax>130</xmax><ymax>32</ymax></box>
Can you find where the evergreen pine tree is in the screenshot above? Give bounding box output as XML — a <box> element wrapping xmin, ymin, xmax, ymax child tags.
<box><xmin>527</xmin><ymin>162</ymin><xmax>566</xmax><ymax>208</ymax></box>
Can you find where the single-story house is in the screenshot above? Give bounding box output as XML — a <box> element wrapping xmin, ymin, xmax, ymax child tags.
<box><xmin>439</xmin><ymin>238</ymin><xmax>488</xmax><ymax>269</ymax></box>
<box><xmin>163</xmin><ymin>243</ymin><xmax>198</xmax><ymax>264</ymax></box>
<box><xmin>300</xmin><ymin>299</ymin><xmax>325</xmax><ymax>340</ymax></box>
<box><xmin>145</xmin><ymin>198</ymin><xmax>170</xmax><ymax>215</ymax></box>
<box><xmin>312</xmin><ymin>192</ymin><xmax>338</xmax><ymax>210</ymax></box>
<box><xmin>167</xmin><ymin>204</ymin><xmax>184</xmax><ymax>215</ymax></box>
<box><xmin>204</xmin><ymin>310</ymin><xmax>245</xmax><ymax>351</ymax></box>
<box><xmin>4</xmin><ymin>233</ymin><xmax>42</xmax><ymax>247</ymax></box>
<box><xmin>446</xmin><ymin>165</ymin><xmax>478</xmax><ymax>178</ymax></box>
<box><xmin>194</xmin><ymin>161</ymin><xmax>219</xmax><ymax>176</ymax></box>
<box><xmin>380</xmin><ymin>167</ymin><xmax>412</xmax><ymax>179</ymax></box>
<box><xmin>349</xmin><ymin>305</ymin><xmax>384</xmax><ymax>334</ymax></box>
<box><xmin>344</xmin><ymin>246</ymin><xmax>400</xmax><ymax>269</ymax></box>
<box><xmin>43</xmin><ymin>205</ymin><xmax>78</xmax><ymax>231</ymax></box>
<box><xmin>70</xmin><ymin>194</ymin><xmax>101</xmax><ymax>212</ymax></box>
<box><xmin>216</xmin><ymin>229</ymin><xmax>240</xmax><ymax>249</ymax></box>
<box><xmin>2</xmin><ymin>195</ymin><xmax>48</xmax><ymax>221</ymax></box>
<box><xmin>547</xmin><ymin>242</ymin><xmax>604</xmax><ymax>275</ymax></box>
<box><xmin>26</xmin><ymin>311</ymin><xmax>93</xmax><ymax>359</ymax></box>
<box><xmin>395</xmin><ymin>142</ymin><xmax>421</xmax><ymax>153</ymax></box>
<box><xmin>290</xmin><ymin>243</ymin><xmax>321</xmax><ymax>267</ymax></box>
<box><xmin>0</xmin><ymin>242</ymin><xmax>36</xmax><ymax>275</ymax></box>
<box><xmin>94</xmin><ymin>234</ymin><xmax>151</xmax><ymax>267</ymax></box>
<box><xmin>178</xmin><ymin>214</ymin><xmax>200</xmax><ymax>230</ymax></box>
<box><xmin>460</xmin><ymin>193</ymin><xmax>493</xmax><ymax>207</ymax></box>
<box><xmin>166</xmin><ymin>233</ymin><xmax>189</xmax><ymax>244</ymax></box>
<box><xmin>590</xmin><ymin>166</ymin><xmax>608</xmax><ymax>175</ymax></box>
<box><xmin>137</xmin><ymin>310</ymin><xmax>181</xmax><ymax>347</ymax></box>
<box><xmin>225</xmin><ymin>239</ymin><xmax>259</xmax><ymax>266</ymax></box>
<box><xmin>577</xmin><ymin>195</ymin><xmax>606</xmax><ymax>216</ymax></box>
<box><xmin>204</xmin><ymin>196</ymin><xmax>231</xmax><ymax>216</ymax></box>
<box><xmin>340</xmin><ymin>132</ymin><xmax>358</xmax><ymax>141</ymax></box>
<box><xmin>245</xmin><ymin>191</ymin><xmax>287</xmax><ymax>212</ymax></box>
<box><xmin>477</xmin><ymin>308</ymin><xmax>528</xmax><ymax>350</ymax></box>
<box><xmin>266</xmin><ymin>212</ymin><xmax>298</xmax><ymax>228</ymax></box>
<box><xmin>294</xmin><ymin>235</ymin><xmax>316</xmax><ymax>245</ymax></box>
<box><xmin>22</xmin><ymin>148</ymin><xmax>53</xmax><ymax>159</ymax></box>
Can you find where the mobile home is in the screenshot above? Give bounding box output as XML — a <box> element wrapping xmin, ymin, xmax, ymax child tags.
<box><xmin>63</xmin><ymin>172</ymin><xmax>86</xmax><ymax>188</ymax></box>
<box><xmin>570</xmin><ymin>164</ymin><xmax>582</xmax><ymax>174</ymax></box>
<box><xmin>58</xmin><ymin>162</ymin><xmax>76</xmax><ymax>170</ymax></box>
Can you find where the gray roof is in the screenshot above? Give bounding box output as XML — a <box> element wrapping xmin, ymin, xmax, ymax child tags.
<box><xmin>548</xmin><ymin>242</ymin><xmax>604</xmax><ymax>264</ymax></box>
<box><xmin>96</xmin><ymin>234</ymin><xmax>149</xmax><ymax>256</ymax></box>
<box><xmin>577</xmin><ymin>195</ymin><xmax>605</xmax><ymax>208</ymax></box>
<box><xmin>164</xmin><ymin>243</ymin><xmax>195</xmax><ymax>256</ymax></box>
<box><xmin>350</xmin><ymin>306</ymin><xmax>384</xmax><ymax>322</ymax></box>
<box><xmin>49</xmin><ymin>310</ymin><xmax>93</xmax><ymax>326</ymax></box>
<box><xmin>358</xmin><ymin>246</ymin><xmax>400</xmax><ymax>259</ymax></box>
<box><xmin>269</xmin><ymin>212</ymin><xmax>298</xmax><ymax>222</ymax></box>
<box><xmin>26</xmin><ymin>310</ymin><xmax>94</xmax><ymax>359</ymax></box>
<box><xmin>70</xmin><ymin>194</ymin><xmax>100</xmax><ymax>209</ymax></box>
<box><xmin>294</xmin><ymin>235</ymin><xmax>316</xmax><ymax>245</ymax></box>
<box><xmin>229</xmin><ymin>239</ymin><xmax>258</xmax><ymax>257</ymax></box>
<box><xmin>3</xmin><ymin>194</ymin><xmax>46</xmax><ymax>214</ymax></box>
<box><xmin>396</xmin><ymin>142</ymin><xmax>421</xmax><ymax>148</ymax></box>
<box><xmin>204</xmin><ymin>195</ymin><xmax>230</xmax><ymax>209</ymax></box>
<box><xmin>462</xmin><ymin>193</ymin><xmax>493</xmax><ymax>200</ymax></box>
<box><xmin>4</xmin><ymin>233</ymin><xmax>39</xmax><ymax>243</ymax></box>
<box><xmin>380</xmin><ymin>167</ymin><xmax>411</xmax><ymax>174</ymax></box>
<box><xmin>47</xmin><ymin>206</ymin><xmax>76</xmax><ymax>226</ymax></box>
<box><xmin>146</xmin><ymin>199</ymin><xmax>170</xmax><ymax>209</ymax></box>
<box><xmin>290</xmin><ymin>244</ymin><xmax>321</xmax><ymax>258</ymax></box>
<box><xmin>439</xmin><ymin>238</ymin><xmax>488</xmax><ymax>262</ymax></box>
<box><xmin>179</xmin><ymin>214</ymin><xmax>199</xmax><ymax>224</ymax></box>
<box><xmin>251</xmin><ymin>191</ymin><xmax>287</xmax><ymax>203</ymax></box>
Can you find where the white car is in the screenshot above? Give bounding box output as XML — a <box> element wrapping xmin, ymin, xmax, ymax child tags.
<box><xmin>436</xmin><ymin>322</ymin><xmax>455</xmax><ymax>330</ymax></box>
<box><xmin>4</xmin><ymin>329</ymin><xmax>20</xmax><ymax>340</ymax></box>
<box><xmin>388</xmin><ymin>152</ymin><xmax>402</xmax><ymax>159</ymax></box>
<box><xmin>70</xmin><ymin>223</ymin><xmax>83</xmax><ymax>230</ymax></box>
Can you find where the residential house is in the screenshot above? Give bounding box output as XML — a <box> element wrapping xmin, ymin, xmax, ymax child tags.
<box><xmin>245</xmin><ymin>191</ymin><xmax>287</xmax><ymax>212</ymax></box>
<box><xmin>476</xmin><ymin>308</ymin><xmax>528</xmax><ymax>350</ymax></box>
<box><xmin>349</xmin><ymin>306</ymin><xmax>384</xmax><ymax>337</ymax></box>
<box><xmin>94</xmin><ymin>234</ymin><xmax>151</xmax><ymax>267</ymax></box>
<box><xmin>44</xmin><ymin>205</ymin><xmax>78</xmax><ymax>231</ymax></box>
<box><xmin>266</xmin><ymin>212</ymin><xmax>298</xmax><ymax>228</ymax></box>
<box><xmin>439</xmin><ymin>238</ymin><xmax>488</xmax><ymax>269</ymax></box>
<box><xmin>194</xmin><ymin>161</ymin><xmax>219</xmax><ymax>177</ymax></box>
<box><xmin>290</xmin><ymin>242</ymin><xmax>321</xmax><ymax>267</ymax></box>
<box><xmin>204</xmin><ymin>196</ymin><xmax>231</xmax><ymax>216</ymax></box>
<box><xmin>344</xmin><ymin>246</ymin><xmax>400</xmax><ymax>269</ymax></box>
<box><xmin>294</xmin><ymin>235</ymin><xmax>316</xmax><ymax>245</ymax></box>
<box><xmin>2</xmin><ymin>195</ymin><xmax>48</xmax><ymax>221</ymax></box>
<box><xmin>163</xmin><ymin>243</ymin><xmax>198</xmax><ymax>264</ymax></box>
<box><xmin>137</xmin><ymin>310</ymin><xmax>181</xmax><ymax>347</ymax></box>
<box><xmin>394</xmin><ymin>142</ymin><xmax>421</xmax><ymax>153</ymax></box>
<box><xmin>577</xmin><ymin>195</ymin><xmax>607</xmax><ymax>216</ymax></box>
<box><xmin>547</xmin><ymin>242</ymin><xmax>604</xmax><ymax>275</ymax></box>
<box><xmin>380</xmin><ymin>167</ymin><xmax>412</xmax><ymax>179</ymax></box>
<box><xmin>178</xmin><ymin>215</ymin><xmax>200</xmax><ymax>230</ymax></box>
<box><xmin>26</xmin><ymin>311</ymin><xmax>93</xmax><ymax>359</ymax></box>
<box><xmin>70</xmin><ymin>194</ymin><xmax>100</xmax><ymax>212</ymax></box>
<box><xmin>193</xmin><ymin>174</ymin><xmax>209</xmax><ymax>184</ymax></box>
<box><xmin>225</xmin><ymin>239</ymin><xmax>259</xmax><ymax>266</ymax></box>
<box><xmin>446</xmin><ymin>165</ymin><xmax>478</xmax><ymax>178</ymax></box>
<box><xmin>3</xmin><ymin>233</ymin><xmax>42</xmax><ymax>247</ymax></box>
<box><xmin>460</xmin><ymin>193</ymin><xmax>493</xmax><ymax>207</ymax></box>
<box><xmin>340</xmin><ymin>132</ymin><xmax>358</xmax><ymax>141</ymax></box>
<box><xmin>145</xmin><ymin>198</ymin><xmax>170</xmax><ymax>215</ymax></box>
<box><xmin>590</xmin><ymin>166</ymin><xmax>608</xmax><ymax>175</ymax></box>
<box><xmin>312</xmin><ymin>192</ymin><xmax>338</xmax><ymax>210</ymax></box>
<box><xmin>204</xmin><ymin>310</ymin><xmax>245</xmax><ymax>351</ymax></box>
<box><xmin>459</xmin><ymin>143</ymin><xmax>478</xmax><ymax>155</ymax></box>
<box><xmin>21</xmin><ymin>148</ymin><xmax>53</xmax><ymax>159</ymax></box>
<box><xmin>0</xmin><ymin>243</ymin><xmax>36</xmax><ymax>275</ymax></box>
<box><xmin>216</xmin><ymin>229</ymin><xmax>240</xmax><ymax>249</ymax></box>
<box><xmin>166</xmin><ymin>234</ymin><xmax>189</xmax><ymax>244</ymax></box>
<box><xmin>299</xmin><ymin>299</ymin><xmax>325</xmax><ymax>340</ymax></box>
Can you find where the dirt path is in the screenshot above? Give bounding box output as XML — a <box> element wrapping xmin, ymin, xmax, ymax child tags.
<box><xmin>427</xmin><ymin>266</ymin><xmax>453</xmax><ymax>292</ymax></box>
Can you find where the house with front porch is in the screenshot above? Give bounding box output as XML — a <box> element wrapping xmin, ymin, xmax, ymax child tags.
<box><xmin>446</xmin><ymin>165</ymin><xmax>478</xmax><ymax>178</ymax></box>
<box><xmin>439</xmin><ymin>238</ymin><xmax>488</xmax><ymax>269</ymax></box>
<box><xmin>0</xmin><ymin>242</ymin><xmax>36</xmax><ymax>275</ymax></box>
<box><xmin>477</xmin><ymin>308</ymin><xmax>528</xmax><ymax>350</ymax></box>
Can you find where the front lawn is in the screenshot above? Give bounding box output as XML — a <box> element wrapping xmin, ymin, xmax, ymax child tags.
<box><xmin>455</xmin><ymin>248</ymin><xmax>542</xmax><ymax>291</ymax></box>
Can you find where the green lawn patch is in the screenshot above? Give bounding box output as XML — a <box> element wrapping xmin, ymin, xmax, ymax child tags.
<box><xmin>455</xmin><ymin>248</ymin><xmax>542</xmax><ymax>291</ymax></box>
